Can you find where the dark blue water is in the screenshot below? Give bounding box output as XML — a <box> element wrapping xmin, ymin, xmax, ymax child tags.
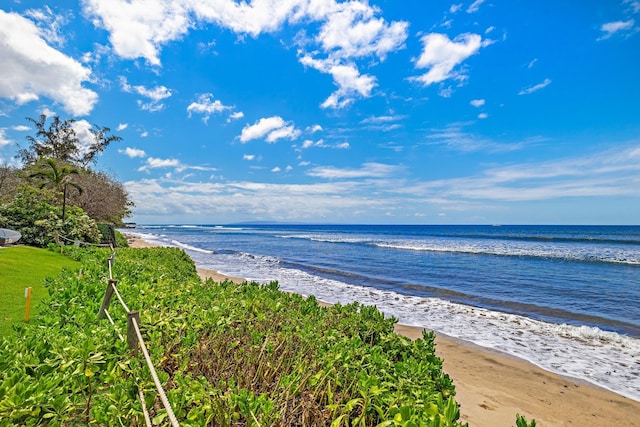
<box><xmin>130</xmin><ymin>224</ymin><xmax>640</xmax><ymax>401</ymax></box>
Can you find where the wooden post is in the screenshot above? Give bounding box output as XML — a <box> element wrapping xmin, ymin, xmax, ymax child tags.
<box><xmin>97</xmin><ymin>279</ymin><xmax>117</xmax><ymax>320</ymax></box>
<box><xmin>24</xmin><ymin>287</ymin><xmax>32</xmax><ymax>322</ymax></box>
<box><xmin>127</xmin><ymin>311</ymin><xmax>140</xmax><ymax>355</ymax></box>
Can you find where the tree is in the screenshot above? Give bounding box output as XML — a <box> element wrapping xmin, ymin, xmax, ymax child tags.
<box><xmin>29</xmin><ymin>158</ymin><xmax>83</xmax><ymax>221</ymax></box>
<box><xmin>0</xmin><ymin>165</ymin><xmax>21</xmax><ymax>203</ymax></box>
<box><xmin>16</xmin><ymin>114</ymin><xmax>122</xmax><ymax>167</ymax></box>
<box><xmin>69</xmin><ymin>170</ymin><xmax>134</xmax><ymax>224</ymax></box>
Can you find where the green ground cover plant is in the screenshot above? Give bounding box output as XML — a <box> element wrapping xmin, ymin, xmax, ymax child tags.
<box><xmin>1</xmin><ymin>246</ymin><xmax>531</xmax><ymax>426</ymax></box>
<box><xmin>0</xmin><ymin>246</ymin><xmax>80</xmax><ymax>336</ymax></box>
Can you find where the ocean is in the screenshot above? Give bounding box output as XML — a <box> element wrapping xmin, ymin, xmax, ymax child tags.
<box><xmin>127</xmin><ymin>224</ymin><xmax>640</xmax><ymax>402</ymax></box>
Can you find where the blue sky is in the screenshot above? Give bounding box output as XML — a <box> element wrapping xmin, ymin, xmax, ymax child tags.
<box><xmin>1</xmin><ymin>0</ymin><xmax>639</xmax><ymax>225</ymax></box>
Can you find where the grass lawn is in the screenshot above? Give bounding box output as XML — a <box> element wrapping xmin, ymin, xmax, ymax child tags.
<box><xmin>0</xmin><ymin>245</ymin><xmax>80</xmax><ymax>336</ymax></box>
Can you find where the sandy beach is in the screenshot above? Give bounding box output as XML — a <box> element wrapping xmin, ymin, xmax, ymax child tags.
<box><xmin>126</xmin><ymin>235</ymin><xmax>640</xmax><ymax>426</ymax></box>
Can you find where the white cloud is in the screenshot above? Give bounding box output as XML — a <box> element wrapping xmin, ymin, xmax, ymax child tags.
<box><xmin>266</xmin><ymin>125</ymin><xmax>301</xmax><ymax>143</ymax></box>
<box><xmin>527</xmin><ymin>58</ymin><xmax>538</xmax><ymax>69</ymax></box>
<box><xmin>308</xmin><ymin>124</ymin><xmax>323</xmax><ymax>132</ymax></box>
<box><xmin>598</xmin><ymin>19</ymin><xmax>635</xmax><ymax>40</ymax></box>
<box><xmin>412</xmin><ymin>33</ymin><xmax>484</xmax><ymax>87</ymax></box>
<box><xmin>425</xmin><ymin>124</ymin><xmax>529</xmax><ymax>153</ymax></box>
<box><xmin>140</xmin><ymin>131</ymin><xmax>149</xmax><ymax>138</ymax></box>
<box><xmin>0</xmin><ymin>129</ymin><xmax>12</xmax><ymax>147</ymax></box>
<box><xmin>485</xmin><ymin>26</ymin><xmax>495</xmax><ymax>34</ymax></box>
<box><xmin>450</xmin><ymin>4</ymin><xmax>463</xmax><ymax>13</ymax></box>
<box><xmin>83</xmin><ymin>0</ymin><xmax>191</xmax><ymax>66</ymax></box>
<box><xmin>120</xmin><ymin>77</ymin><xmax>172</xmax><ymax>111</ymax></box>
<box><xmin>299</xmin><ymin>139</ymin><xmax>350</xmax><ymax>150</ymax></box>
<box><xmin>243</xmin><ymin>154</ymin><xmax>256</xmax><ymax>161</ymax></box>
<box><xmin>83</xmin><ymin>0</ymin><xmax>407</xmax><ymax>108</ymax></box>
<box><xmin>12</xmin><ymin>125</ymin><xmax>30</xmax><ymax>131</ymax></box>
<box><xmin>361</xmin><ymin>115</ymin><xmax>405</xmax><ymax>124</ymax></box>
<box><xmin>300</xmin><ymin>55</ymin><xmax>377</xmax><ymax>109</ymax></box>
<box><xmin>271</xmin><ymin>166</ymin><xmax>281</xmax><ymax>173</ymax></box>
<box><xmin>518</xmin><ymin>78</ymin><xmax>552</xmax><ymax>95</ymax></box>
<box><xmin>0</xmin><ymin>10</ymin><xmax>97</xmax><ymax>116</ymax></box>
<box><xmin>625</xmin><ymin>0</ymin><xmax>640</xmax><ymax>14</ymax></box>
<box><xmin>71</xmin><ymin>120</ymin><xmax>98</xmax><ymax>159</ymax></box>
<box><xmin>426</xmin><ymin>144</ymin><xmax>640</xmax><ymax>202</ymax></box>
<box><xmin>187</xmin><ymin>93</ymin><xmax>233</xmax><ymax>123</ymax></box>
<box><xmin>138</xmin><ymin>157</ymin><xmax>180</xmax><ymax>171</ymax></box>
<box><xmin>25</xmin><ymin>6</ymin><xmax>70</xmax><ymax>47</ymax></box>
<box><xmin>470</xmin><ymin>99</ymin><xmax>485</xmax><ymax>107</ymax></box>
<box><xmin>228</xmin><ymin>111</ymin><xmax>245</xmax><ymax>122</ymax></box>
<box><xmin>120</xmin><ymin>147</ymin><xmax>146</xmax><ymax>158</ymax></box>
<box><xmin>240</xmin><ymin>116</ymin><xmax>300</xmax><ymax>143</ymax></box>
<box><xmin>307</xmin><ymin>162</ymin><xmax>398</xmax><ymax>179</ymax></box>
<box><xmin>478</xmin><ymin>112</ymin><xmax>488</xmax><ymax>119</ymax></box>
<box><xmin>116</xmin><ymin>123</ymin><xmax>129</xmax><ymax>131</ymax></box>
<box><xmin>467</xmin><ymin>0</ymin><xmax>485</xmax><ymax>13</ymax></box>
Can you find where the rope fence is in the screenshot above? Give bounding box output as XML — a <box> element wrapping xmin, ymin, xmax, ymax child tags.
<box><xmin>97</xmin><ymin>248</ymin><xmax>180</xmax><ymax>427</ymax></box>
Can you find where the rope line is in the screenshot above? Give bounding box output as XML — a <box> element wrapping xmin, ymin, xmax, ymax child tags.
<box><xmin>57</xmin><ymin>232</ymin><xmax>112</xmax><ymax>247</ymax></box>
<box><xmin>111</xmin><ymin>282</ymin><xmax>131</xmax><ymax>314</ymax></box>
<box><xmin>131</xmin><ymin>316</ymin><xmax>180</xmax><ymax>427</ymax></box>
<box><xmin>98</xmin><ymin>249</ymin><xmax>180</xmax><ymax>426</ymax></box>
<box><xmin>138</xmin><ymin>386</ymin><xmax>153</xmax><ymax>427</ymax></box>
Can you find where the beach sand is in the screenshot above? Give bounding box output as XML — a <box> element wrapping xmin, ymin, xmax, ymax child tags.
<box><xmin>126</xmin><ymin>235</ymin><xmax>640</xmax><ymax>426</ymax></box>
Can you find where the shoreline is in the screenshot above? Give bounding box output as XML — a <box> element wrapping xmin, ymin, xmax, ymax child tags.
<box><xmin>126</xmin><ymin>234</ymin><xmax>640</xmax><ymax>426</ymax></box>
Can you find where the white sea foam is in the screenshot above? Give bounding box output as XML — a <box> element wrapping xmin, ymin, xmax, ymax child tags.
<box><xmin>282</xmin><ymin>233</ymin><xmax>640</xmax><ymax>265</ymax></box>
<box><xmin>170</xmin><ymin>240</ymin><xmax>214</xmax><ymax>254</ymax></box>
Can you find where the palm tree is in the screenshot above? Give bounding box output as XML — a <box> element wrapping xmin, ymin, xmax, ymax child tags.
<box><xmin>29</xmin><ymin>158</ymin><xmax>83</xmax><ymax>221</ymax></box>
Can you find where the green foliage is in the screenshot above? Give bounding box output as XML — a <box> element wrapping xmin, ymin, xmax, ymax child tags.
<box><xmin>514</xmin><ymin>414</ymin><xmax>536</xmax><ymax>427</ymax></box>
<box><xmin>0</xmin><ymin>247</ymin><xmax>465</xmax><ymax>426</ymax></box>
<box><xmin>0</xmin><ymin>246</ymin><xmax>80</xmax><ymax>336</ymax></box>
<box><xmin>114</xmin><ymin>230</ymin><xmax>129</xmax><ymax>248</ymax></box>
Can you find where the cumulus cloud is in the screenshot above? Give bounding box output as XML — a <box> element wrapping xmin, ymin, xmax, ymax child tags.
<box><xmin>271</xmin><ymin>166</ymin><xmax>281</xmax><ymax>173</ymax></box>
<box><xmin>412</xmin><ymin>33</ymin><xmax>485</xmax><ymax>87</ymax></box>
<box><xmin>228</xmin><ymin>111</ymin><xmax>245</xmax><ymax>122</ymax></box>
<box><xmin>12</xmin><ymin>125</ymin><xmax>30</xmax><ymax>131</ymax></box>
<box><xmin>518</xmin><ymin>78</ymin><xmax>552</xmax><ymax>95</ymax></box>
<box><xmin>83</xmin><ymin>0</ymin><xmax>408</xmax><ymax>108</ymax></box>
<box><xmin>187</xmin><ymin>93</ymin><xmax>233</xmax><ymax>123</ymax></box>
<box><xmin>120</xmin><ymin>77</ymin><xmax>172</xmax><ymax>111</ymax></box>
<box><xmin>138</xmin><ymin>157</ymin><xmax>180</xmax><ymax>171</ymax></box>
<box><xmin>83</xmin><ymin>0</ymin><xmax>191</xmax><ymax>66</ymax></box>
<box><xmin>243</xmin><ymin>154</ymin><xmax>256</xmax><ymax>161</ymax></box>
<box><xmin>299</xmin><ymin>55</ymin><xmax>377</xmax><ymax>109</ymax></box>
<box><xmin>0</xmin><ymin>10</ymin><xmax>97</xmax><ymax>115</ymax></box>
<box><xmin>478</xmin><ymin>112</ymin><xmax>488</xmax><ymax>119</ymax></box>
<box><xmin>240</xmin><ymin>116</ymin><xmax>300</xmax><ymax>143</ymax></box>
<box><xmin>470</xmin><ymin>99</ymin><xmax>485</xmax><ymax>107</ymax></box>
<box><xmin>116</xmin><ymin>123</ymin><xmax>129</xmax><ymax>131</ymax></box>
<box><xmin>119</xmin><ymin>147</ymin><xmax>146</xmax><ymax>158</ymax></box>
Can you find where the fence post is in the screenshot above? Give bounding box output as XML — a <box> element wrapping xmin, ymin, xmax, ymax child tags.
<box><xmin>127</xmin><ymin>311</ymin><xmax>140</xmax><ymax>355</ymax></box>
<box><xmin>97</xmin><ymin>279</ymin><xmax>117</xmax><ymax>320</ymax></box>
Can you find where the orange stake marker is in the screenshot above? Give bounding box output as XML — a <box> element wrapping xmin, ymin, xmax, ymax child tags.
<box><xmin>24</xmin><ymin>287</ymin><xmax>32</xmax><ymax>322</ymax></box>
